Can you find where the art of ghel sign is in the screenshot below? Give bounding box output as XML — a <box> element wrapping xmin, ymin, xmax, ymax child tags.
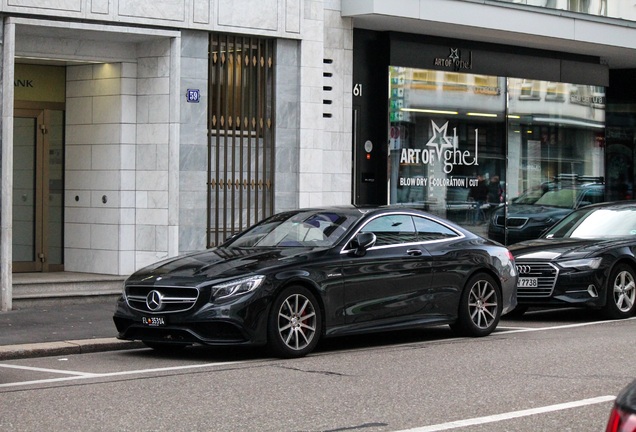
<box><xmin>434</xmin><ymin>48</ymin><xmax>473</xmax><ymax>71</ymax></box>
<box><xmin>399</xmin><ymin>120</ymin><xmax>479</xmax><ymax>187</ymax></box>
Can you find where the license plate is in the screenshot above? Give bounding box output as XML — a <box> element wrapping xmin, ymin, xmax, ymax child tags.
<box><xmin>517</xmin><ymin>277</ymin><xmax>538</xmax><ymax>288</ymax></box>
<box><xmin>142</xmin><ymin>316</ymin><xmax>166</xmax><ymax>327</ymax></box>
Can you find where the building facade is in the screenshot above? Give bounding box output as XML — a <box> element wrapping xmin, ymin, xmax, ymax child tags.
<box><xmin>2</xmin><ymin>0</ymin><xmax>636</xmax><ymax>310</ymax></box>
<box><xmin>0</xmin><ymin>0</ymin><xmax>354</xmax><ymax>310</ymax></box>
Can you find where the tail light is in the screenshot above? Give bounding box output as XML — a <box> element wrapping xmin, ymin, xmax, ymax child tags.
<box><xmin>606</xmin><ymin>405</ymin><xmax>636</xmax><ymax>432</ymax></box>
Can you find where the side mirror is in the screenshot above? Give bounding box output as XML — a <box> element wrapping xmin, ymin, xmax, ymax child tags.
<box><xmin>350</xmin><ymin>232</ymin><xmax>376</xmax><ymax>256</ymax></box>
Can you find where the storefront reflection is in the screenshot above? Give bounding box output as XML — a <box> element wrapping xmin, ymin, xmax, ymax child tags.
<box><xmin>488</xmin><ymin>0</ymin><xmax>625</xmax><ymax>21</ymax></box>
<box><xmin>388</xmin><ymin>66</ymin><xmax>606</xmax><ymax>245</ymax></box>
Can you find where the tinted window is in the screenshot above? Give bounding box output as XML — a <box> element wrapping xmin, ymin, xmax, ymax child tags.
<box><xmin>413</xmin><ymin>216</ymin><xmax>459</xmax><ymax>241</ymax></box>
<box><xmin>546</xmin><ymin>207</ymin><xmax>636</xmax><ymax>239</ymax></box>
<box><xmin>360</xmin><ymin>214</ymin><xmax>416</xmax><ymax>246</ymax></box>
<box><xmin>227</xmin><ymin>210</ymin><xmax>357</xmax><ymax>247</ymax></box>
<box><xmin>579</xmin><ymin>188</ymin><xmax>605</xmax><ymax>205</ymax></box>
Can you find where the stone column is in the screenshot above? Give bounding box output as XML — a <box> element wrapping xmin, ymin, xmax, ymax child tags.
<box><xmin>1</xmin><ymin>19</ymin><xmax>15</xmax><ymax>311</ymax></box>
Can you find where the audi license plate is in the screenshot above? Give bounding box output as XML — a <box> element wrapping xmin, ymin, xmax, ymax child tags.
<box><xmin>517</xmin><ymin>277</ymin><xmax>538</xmax><ymax>288</ymax></box>
<box><xmin>142</xmin><ymin>316</ymin><xmax>166</xmax><ymax>327</ymax></box>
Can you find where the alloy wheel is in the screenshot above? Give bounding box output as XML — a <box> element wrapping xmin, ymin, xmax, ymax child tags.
<box><xmin>277</xmin><ymin>293</ymin><xmax>318</xmax><ymax>351</ymax></box>
<box><xmin>613</xmin><ymin>270</ymin><xmax>636</xmax><ymax>313</ymax></box>
<box><xmin>468</xmin><ymin>279</ymin><xmax>498</xmax><ymax>329</ymax></box>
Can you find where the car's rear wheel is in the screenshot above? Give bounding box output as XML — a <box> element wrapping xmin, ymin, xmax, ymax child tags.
<box><xmin>267</xmin><ymin>286</ymin><xmax>321</xmax><ymax>358</ymax></box>
<box><xmin>602</xmin><ymin>263</ymin><xmax>636</xmax><ymax>319</ymax></box>
<box><xmin>450</xmin><ymin>273</ymin><xmax>502</xmax><ymax>337</ymax></box>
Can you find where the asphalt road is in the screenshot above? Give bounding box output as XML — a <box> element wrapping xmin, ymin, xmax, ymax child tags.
<box><xmin>1</xmin><ymin>308</ymin><xmax>634</xmax><ymax>432</ymax></box>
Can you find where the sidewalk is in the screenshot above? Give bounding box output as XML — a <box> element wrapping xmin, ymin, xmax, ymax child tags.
<box><xmin>0</xmin><ymin>297</ymin><xmax>143</xmax><ymax>360</ymax></box>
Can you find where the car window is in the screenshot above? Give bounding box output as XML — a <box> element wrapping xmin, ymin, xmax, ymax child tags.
<box><xmin>514</xmin><ymin>185</ymin><xmax>550</xmax><ymax>204</ymax></box>
<box><xmin>534</xmin><ymin>189</ymin><xmax>578</xmax><ymax>208</ymax></box>
<box><xmin>413</xmin><ymin>216</ymin><xmax>459</xmax><ymax>241</ymax></box>
<box><xmin>360</xmin><ymin>214</ymin><xmax>416</xmax><ymax>246</ymax></box>
<box><xmin>546</xmin><ymin>208</ymin><xmax>636</xmax><ymax>239</ymax></box>
<box><xmin>578</xmin><ymin>188</ymin><xmax>605</xmax><ymax>206</ymax></box>
<box><xmin>227</xmin><ymin>210</ymin><xmax>357</xmax><ymax>247</ymax></box>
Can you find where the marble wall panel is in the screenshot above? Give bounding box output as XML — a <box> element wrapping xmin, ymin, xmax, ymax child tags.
<box><xmin>286</xmin><ymin>0</ymin><xmax>301</xmax><ymax>33</ymax></box>
<box><xmin>118</xmin><ymin>0</ymin><xmax>185</xmax><ymax>22</ymax></box>
<box><xmin>193</xmin><ymin>0</ymin><xmax>209</xmax><ymax>24</ymax></box>
<box><xmin>91</xmin><ymin>0</ymin><xmax>109</xmax><ymax>14</ymax></box>
<box><xmin>218</xmin><ymin>0</ymin><xmax>278</xmax><ymax>30</ymax></box>
<box><xmin>5</xmin><ymin>0</ymin><xmax>308</xmax><ymax>37</ymax></box>
<box><xmin>7</xmin><ymin>0</ymin><xmax>80</xmax><ymax>12</ymax></box>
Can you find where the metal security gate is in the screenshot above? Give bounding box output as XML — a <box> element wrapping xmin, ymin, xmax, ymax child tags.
<box><xmin>208</xmin><ymin>34</ymin><xmax>275</xmax><ymax>247</ymax></box>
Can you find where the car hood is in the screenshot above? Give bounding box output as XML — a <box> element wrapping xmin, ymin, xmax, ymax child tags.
<box><xmin>499</xmin><ymin>204</ymin><xmax>572</xmax><ymax>218</ymax></box>
<box><xmin>509</xmin><ymin>237</ymin><xmax>625</xmax><ymax>261</ymax></box>
<box><xmin>126</xmin><ymin>247</ymin><xmax>328</xmax><ymax>287</ymax></box>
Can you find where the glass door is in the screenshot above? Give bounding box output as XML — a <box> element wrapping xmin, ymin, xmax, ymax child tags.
<box><xmin>12</xmin><ymin>109</ymin><xmax>64</xmax><ymax>272</ymax></box>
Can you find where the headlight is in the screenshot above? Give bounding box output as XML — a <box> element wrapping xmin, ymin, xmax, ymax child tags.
<box><xmin>558</xmin><ymin>257</ymin><xmax>602</xmax><ymax>270</ymax></box>
<box><xmin>211</xmin><ymin>275</ymin><xmax>265</xmax><ymax>300</ymax></box>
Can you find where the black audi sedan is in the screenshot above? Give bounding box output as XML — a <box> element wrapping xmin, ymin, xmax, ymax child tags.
<box><xmin>114</xmin><ymin>206</ymin><xmax>517</xmax><ymax>358</ymax></box>
<box><xmin>509</xmin><ymin>201</ymin><xmax>636</xmax><ymax>318</ymax></box>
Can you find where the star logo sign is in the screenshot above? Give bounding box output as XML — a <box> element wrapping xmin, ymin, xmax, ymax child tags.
<box><xmin>426</xmin><ymin>120</ymin><xmax>454</xmax><ymax>159</ymax></box>
<box><xmin>448</xmin><ymin>48</ymin><xmax>460</xmax><ymax>62</ymax></box>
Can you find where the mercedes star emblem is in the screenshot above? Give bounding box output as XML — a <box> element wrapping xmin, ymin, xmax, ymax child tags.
<box><xmin>146</xmin><ymin>290</ymin><xmax>164</xmax><ymax>311</ymax></box>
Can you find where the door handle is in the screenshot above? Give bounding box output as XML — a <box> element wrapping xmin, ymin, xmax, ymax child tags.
<box><xmin>407</xmin><ymin>249</ymin><xmax>423</xmax><ymax>256</ymax></box>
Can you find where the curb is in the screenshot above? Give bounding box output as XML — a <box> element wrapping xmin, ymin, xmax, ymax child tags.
<box><xmin>0</xmin><ymin>338</ymin><xmax>145</xmax><ymax>360</ymax></box>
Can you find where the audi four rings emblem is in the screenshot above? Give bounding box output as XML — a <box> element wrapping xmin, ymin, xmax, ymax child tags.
<box><xmin>146</xmin><ymin>290</ymin><xmax>164</xmax><ymax>311</ymax></box>
<box><xmin>516</xmin><ymin>265</ymin><xmax>532</xmax><ymax>274</ymax></box>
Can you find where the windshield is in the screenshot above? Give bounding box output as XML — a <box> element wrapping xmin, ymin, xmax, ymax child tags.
<box><xmin>224</xmin><ymin>210</ymin><xmax>359</xmax><ymax>248</ymax></box>
<box><xmin>513</xmin><ymin>185</ymin><xmax>551</xmax><ymax>205</ymax></box>
<box><xmin>545</xmin><ymin>207</ymin><xmax>636</xmax><ymax>239</ymax></box>
<box><xmin>533</xmin><ymin>188</ymin><xmax>579</xmax><ymax>209</ymax></box>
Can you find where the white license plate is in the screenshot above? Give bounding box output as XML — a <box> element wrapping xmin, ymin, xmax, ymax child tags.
<box><xmin>142</xmin><ymin>316</ymin><xmax>166</xmax><ymax>327</ymax></box>
<box><xmin>517</xmin><ymin>277</ymin><xmax>538</xmax><ymax>288</ymax></box>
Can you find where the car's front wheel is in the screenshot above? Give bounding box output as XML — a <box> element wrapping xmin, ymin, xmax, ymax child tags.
<box><xmin>603</xmin><ymin>263</ymin><xmax>636</xmax><ymax>319</ymax></box>
<box><xmin>450</xmin><ymin>273</ymin><xmax>502</xmax><ymax>337</ymax></box>
<box><xmin>267</xmin><ymin>286</ymin><xmax>321</xmax><ymax>358</ymax></box>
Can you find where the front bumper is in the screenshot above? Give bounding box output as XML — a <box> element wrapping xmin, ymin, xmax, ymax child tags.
<box><xmin>112</xmin><ymin>292</ymin><xmax>270</xmax><ymax>347</ymax></box>
<box><xmin>516</xmin><ymin>262</ymin><xmax>607</xmax><ymax>309</ymax></box>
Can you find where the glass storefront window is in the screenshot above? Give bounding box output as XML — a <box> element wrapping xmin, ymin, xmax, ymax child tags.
<box><xmin>388</xmin><ymin>67</ymin><xmax>506</xmax><ymax>226</ymax></box>
<box><xmin>388</xmin><ymin>66</ymin><xmax>606</xmax><ymax>244</ymax></box>
<box><xmin>488</xmin><ymin>0</ymin><xmax>632</xmax><ymax>22</ymax></box>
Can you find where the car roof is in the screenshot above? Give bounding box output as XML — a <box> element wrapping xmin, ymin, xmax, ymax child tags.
<box><xmin>572</xmin><ymin>200</ymin><xmax>636</xmax><ymax>211</ymax></box>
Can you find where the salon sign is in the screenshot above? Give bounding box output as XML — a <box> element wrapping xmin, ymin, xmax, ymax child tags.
<box><xmin>399</xmin><ymin>120</ymin><xmax>479</xmax><ymax>175</ymax></box>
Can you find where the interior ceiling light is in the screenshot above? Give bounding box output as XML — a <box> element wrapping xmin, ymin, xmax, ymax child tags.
<box><xmin>533</xmin><ymin>116</ymin><xmax>605</xmax><ymax>129</ymax></box>
<box><xmin>467</xmin><ymin>112</ymin><xmax>497</xmax><ymax>118</ymax></box>
<box><xmin>400</xmin><ymin>108</ymin><xmax>458</xmax><ymax>115</ymax></box>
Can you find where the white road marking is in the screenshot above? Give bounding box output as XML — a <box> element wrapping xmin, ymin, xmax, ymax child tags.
<box><xmin>501</xmin><ymin>316</ymin><xmax>636</xmax><ymax>334</ymax></box>
<box><xmin>0</xmin><ymin>360</ymin><xmax>252</xmax><ymax>388</ymax></box>
<box><xmin>398</xmin><ymin>396</ymin><xmax>617</xmax><ymax>432</ymax></box>
<box><xmin>496</xmin><ymin>326</ymin><xmax>533</xmax><ymax>331</ymax></box>
<box><xmin>0</xmin><ymin>363</ymin><xmax>98</xmax><ymax>376</ymax></box>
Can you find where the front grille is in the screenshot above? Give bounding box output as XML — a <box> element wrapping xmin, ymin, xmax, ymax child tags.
<box><xmin>495</xmin><ymin>216</ymin><xmax>528</xmax><ymax>228</ymax></box>
<box><xmin>516</xmin><ymin>261</ymin><xmax>559</xmax><ymax>297</ymax></box>
<box><xmin>507</xmin><ymin>217</ymin><xmax>528</xmax><ymax>228</ymax></box>
<box><xmin>126</xmin><ymin>285</ymin><xmax>199</xmax><ymax>313</ymax></box>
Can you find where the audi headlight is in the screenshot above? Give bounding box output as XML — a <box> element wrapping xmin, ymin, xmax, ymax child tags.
<box><xmin>211</xmin><ymin>275</ymin><xmax>266</xmax><ymax>300</ymax></box>
<box><xmin>558</xmin><ymin>257</ymin><xmax>602</xmax><ymax>270</ymax></box>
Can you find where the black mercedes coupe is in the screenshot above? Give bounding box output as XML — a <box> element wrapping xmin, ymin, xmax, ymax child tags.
<box><xmin>114</xmin><ymin>206</ymin><xmax>517</xmax><ymax>358</ymax></box>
